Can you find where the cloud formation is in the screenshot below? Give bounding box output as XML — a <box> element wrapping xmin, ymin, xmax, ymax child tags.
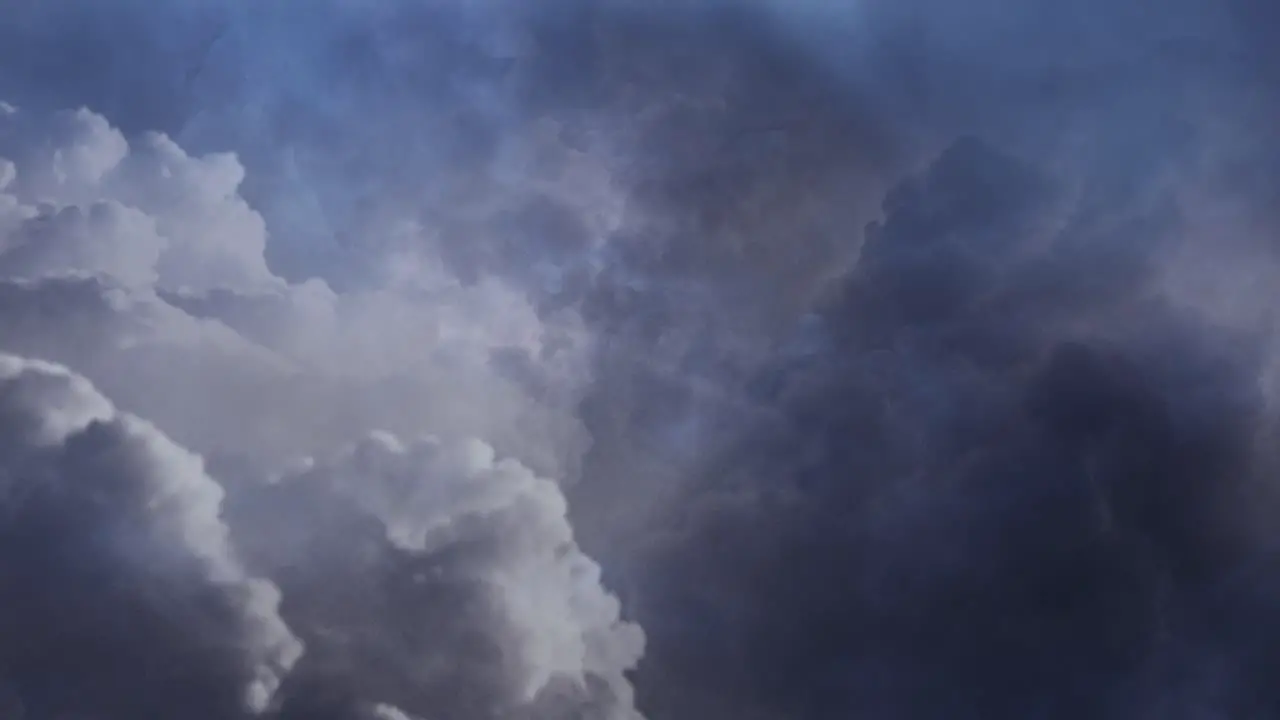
<box><xmin>0</xmin><ymin>92</ymin><xmax>639</xmax><ymax>720</ymax></box>
<box><xmin>0</xmin><ymin>100</ymin><xmax>590</xmax><ymax>476</ymax></box>
<box><xmin>3</xmin><ymin>2</ymin><xmax>1280</xmax><ymax>720</ymax></box>
<box><xmin>628</xmin><ymin>136</ymin><xmax>1280</xmax><ymax>720</ymax></box>
<box><xmin>0</xmin><ymin>353</ymin><xmax>300</xmax><ymax>719</ymax></box>
<box><xmin>228</xmin><ymin>432</ymin><xmax>643</xmax><ymax>720</ymax></box>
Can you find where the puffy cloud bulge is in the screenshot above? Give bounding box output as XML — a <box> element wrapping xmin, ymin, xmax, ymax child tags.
<box><xmin>3</xmin><ymin>1</ymin><xmax>1280</xmax><ymax>720</ymax></box>
<box><xmin>0</xmin><ymin>354</ymin><xmax>300</xmax><ymax>718</ymax></box>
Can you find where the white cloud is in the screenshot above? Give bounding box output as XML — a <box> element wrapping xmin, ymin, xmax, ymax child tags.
<box><xmin>288</xmin><ymin>432</ymin><xmax>645</xmax><ymax>710</ymax></box>
<box><xmin>369</xmin><ymin>705</ymin><xmax>421</xmax><ymax>720</ymax></box>
<box><xmin>0</xmin><ymin>105</ymin><xmax>274</xmax><ymax>292</ymax></box>
<box><xmin>0</xmin><ymin>200</ymin><xmax>166</xmax><ymax>286</ymax></box>
<box><xmin>0</xmin><ymin>101</ymin><xmax>592</xmax><ymax>478</ymax></box>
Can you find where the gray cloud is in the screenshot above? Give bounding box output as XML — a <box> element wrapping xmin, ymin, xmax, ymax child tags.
<box><xmin>0</xmin><ymin>65</ymin><xmax>638</xmax><ymax>720</ymax></box>
<box><xmin>625</xmin><ymin>136</ymin><xmax>1280</xmax><ymax>720</ymax></box>
<box><xmin>0</xmin><ymin>354</ymin><xmax>301</xmax><ymax>719</ymax></box>
<box><xmin>2</xmin><ymin>2</ymin><xmax>1280</xmax><ymax>720</ymax></box>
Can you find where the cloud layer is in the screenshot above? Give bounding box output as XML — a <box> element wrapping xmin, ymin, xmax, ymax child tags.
<box><xmin>627</xmin><ymin>138</ymin><xmax>1280</xmax><ymax>720</ymax></box>
<box><xmin>2</xmin><ymin>2</ymin><xmax>1280</xmax><ymax>720</ymax></box>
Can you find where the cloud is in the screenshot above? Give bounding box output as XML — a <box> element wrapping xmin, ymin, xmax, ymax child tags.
<box><xmin>0</xmin><ymin>101</ymin><xmax>591</xmax><ymax>478</ymax></box>
<box><xmin>0</xmin><ymin>65</ymin><xmax>636</xmax><ymax>720</ymax></box>
<box><xmin>225</xmin><ymin>432</ymin><xmax>644</xmax><ymax>720</ymax></box>
<box><xmin>625</xmin><ymin>136</ymin><xmax>1280</xmax><ymax>720</ymax></box>
<box><xmin>2</xmin><ymin>2</ymin><xmax>1280</xmax><ymax>720</ymax></box>
<box><xmin>0</xmin><ymin>353</ymin><xmax>301</xmax><ymax>719</ymax></box>
<box><xmin>0</xmin><ymin>104</ymin><xmax>276</xmax><ymax>292</ymax></box>
<box><xmin>0</xmin><ymin>348</ymin><xmax>641</xmax><ymax>720</ymax></box>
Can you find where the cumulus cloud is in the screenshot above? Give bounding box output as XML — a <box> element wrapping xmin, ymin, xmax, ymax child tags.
<box><xmin>226</xmin><ymin>432</ymin><xmax>643</xmax><ymax>720</ymax></box>
<box><xmin>0</xmin><ymin>348</ymin><xmax>639</xmax><ymax>720</ymax></box>
<box><xmin>0</xmin><ymin>354</ymin><xmax>300</xmax><ymax>719</ymax></box>
<box><xmin>0</xmin><ymin>104</ymin><xmax>275</xmax><ymax>292</ymax></box>
<box><xmin>3</xmin><ymin>2</ymin><xmax>1280</xmax><ymax>720</ymax></box>
<box><xmin>0</xmin><ymin>101</ymin><xmax>590</xmax><ymax>477</ymax></box>
<box><xmin>0</xmin><ymin>73</ymin><xmax>636</xmax><ymax>720</ymax></box>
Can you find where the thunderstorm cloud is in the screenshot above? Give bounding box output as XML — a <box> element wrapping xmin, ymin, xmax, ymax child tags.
<box><xmin>1</xmin><ymin>2</ymin><xmax>1280</xmax><ymax>720</ymax></box>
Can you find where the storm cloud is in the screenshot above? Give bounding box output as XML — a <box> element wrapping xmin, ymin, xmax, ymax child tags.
<box><xmin>1</xmin><ymin>1</ymin><xmax>1280</xmax><ymax>720</ymax></box>
<box><xmin>628</xmin><ymin>137</ymin><xmax>1280</xmax><ymax>720</ymax></box>
<box><xmin>0</xmin><ymin>354</ymin><xmax>300</xmax><ymax>719</ymax></box>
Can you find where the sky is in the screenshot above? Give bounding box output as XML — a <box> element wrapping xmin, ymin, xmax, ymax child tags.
<box><xmin>1</xmin><ymin>1</ymin><xmax>1280</xmax><ymax>719</ymax></box>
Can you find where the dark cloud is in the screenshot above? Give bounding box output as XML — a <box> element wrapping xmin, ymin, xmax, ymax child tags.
<box><xmin>2</xmin><ymin>2</ymin><xmax>1280</xmax><ymax>720</ymax></box>
<box><xmin>528</xmin><ymin>8</ymin><xmax>1280</xmax><ymax>718</ymax></box>
<box><xmin>624</xmin><ymin>137</ymin><xmax>1280</xmax><ymax>720</ymax></box>
<box><xmin>0</xmin><ymin>355</ymin><xmax>300</xmax><ymax>720</ymax></box>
